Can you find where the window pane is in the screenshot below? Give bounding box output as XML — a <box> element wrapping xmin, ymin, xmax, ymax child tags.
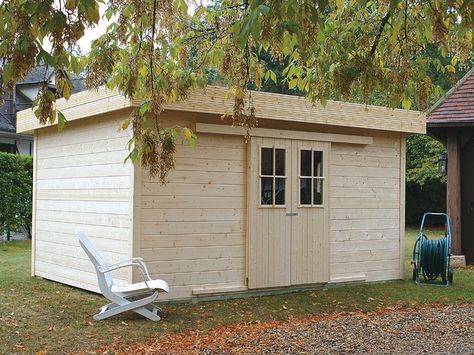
<box><xmin>261</xmin><ymin>148</ymin><xmax>273</xmax><ymax>175</ymax></box>
<box><xmin>313</xmin><ymin>179</ymin><xmax>323</xmax><ymax>205</ymax></box>
<box><xmin>275</xmin><ymin>178</ymin><xmax>285</xmax><ymax>205</ymax></box>
<box><xmin>261</xmin><ymin>177</ymin><xmax>273</xmax><ymax>205</ymax></box>
<box><xmin>300</xmin><ymin>150</ymin><xmax>311</xmax><ymax>176</ymax></box>
<box><xmin>275</xmin><ymin>149</ymin><xmax>285</xmax><ymax>176</ymax></box>
<box><xmin>300</xmin><ymin>178</ymin><xmax>312</xmax><ymax>205</ymax></box>
<box><xmin>313</xmin><ymin>151</ymin><xmax>323</xmax><ymax>177</ymax></box>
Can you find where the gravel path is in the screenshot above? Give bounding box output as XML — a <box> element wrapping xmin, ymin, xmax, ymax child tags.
<box><xmin>129</xmin><ymin>304</ymin><xmax>474</xmax><ymax>354</ymax></box>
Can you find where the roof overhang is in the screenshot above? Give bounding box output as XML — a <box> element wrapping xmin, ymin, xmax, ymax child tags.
<box><xmin>427</xmin><ymin>120</ymin><xmax>474</xmax><ymax>128</ymax></box>
<box><xmin>17</xmin><ymin>85</ymin><xmax>426</xmax><ymax>135</ymax></box>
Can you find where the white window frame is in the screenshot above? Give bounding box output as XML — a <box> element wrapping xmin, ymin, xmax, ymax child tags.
<box><xmin>259</xmin><ymin>145</ymin><xmax>287</xmax><ymax>208</ymax></box>
<box><xmin>298</xmin><ymin>148</ymin><xmax>325</xmax><ymax>208</ymax></box>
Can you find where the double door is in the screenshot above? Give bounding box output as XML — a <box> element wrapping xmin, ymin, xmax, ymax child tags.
<box><xmin>248</xmin><ymin>137</ymin><xmax>329</xmax><ymax>289</ymax></box>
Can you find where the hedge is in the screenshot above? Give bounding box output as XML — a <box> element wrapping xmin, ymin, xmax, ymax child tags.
<box><xmin>406</xmin><ymin>179</ymin><xmax>446</xmax><ymax>226</ymax></box>
<box><xmin>0</xmin><ymin>152</ymin><xmax>33</xmax><ymax>240</ymax></box>
<box><xmin>405</xmin><ymin>135</ymin><xmax>446</xmax><ymax>226</ymax></box>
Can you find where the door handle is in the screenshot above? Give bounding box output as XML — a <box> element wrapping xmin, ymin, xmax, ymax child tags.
<box><xmin>286</xmin><ymin>212</ymin><xmax>298</xmax><ymax>216</ymax></box>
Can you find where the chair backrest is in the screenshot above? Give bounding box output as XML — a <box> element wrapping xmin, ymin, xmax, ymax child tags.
<box><xmin>76</xmin><ymin>230</ymin><xmax>114</xmax><ymax>291</ymax></box>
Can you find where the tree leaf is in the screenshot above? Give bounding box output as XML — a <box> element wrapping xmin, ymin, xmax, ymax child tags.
<box><xmin>288</xmin><ymin>78</ymin><xmax>298</xmax><ymax>89</ymax></box>
<box><xmin>402</xmin><ymin>97</ymin><xmax>412</xmax><ymax>110</ymax></box>
<box><xmin>390</xmin><ymin>0</ymin><xmax>401</xmax><ymax>13</ymax></box>
<box><xmin>2</xmin><ymin>63</ymin><xmax>13</xmax><ymax>84</ymax></box>
<box><xmin>57</xmin><ymin>111</ymin><xmax>67</xmax><ymax>131</ymax></box>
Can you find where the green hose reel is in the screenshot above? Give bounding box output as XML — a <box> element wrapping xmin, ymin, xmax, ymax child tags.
<box><xmin>412</xmin><ymin>213</ymin><xmax>453</xmax><ymax>286</ymax></box>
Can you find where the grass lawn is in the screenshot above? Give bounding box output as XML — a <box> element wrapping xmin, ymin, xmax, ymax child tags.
<box><xmin>1</xmin><ymin>227</ymin><xmax>473</xmax><ymax>353</ymax></box>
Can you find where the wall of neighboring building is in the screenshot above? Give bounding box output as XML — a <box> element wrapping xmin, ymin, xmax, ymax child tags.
<box><xmin>0</xmin><ymin>136</ymin><xmax>32</xmax><ymax>155</ymax></box>
<box><xmin>32</xmin><ymin>112</ymin><xmax>134</xmax><ymax>292</ymax></box>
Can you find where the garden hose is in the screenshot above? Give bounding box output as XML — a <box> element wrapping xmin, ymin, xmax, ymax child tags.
<box><xmin>419</xmin><ymin>235</ymin><xmax>449</xmax><ymax>282</ymax></box>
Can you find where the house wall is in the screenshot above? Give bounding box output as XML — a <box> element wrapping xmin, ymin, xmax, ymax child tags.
<box><xmin>32</xmin><ymin>112</ymin><xmax>133</xmax><ymax>292</ymax></box>
<box><xmin>329</xmin><ymin>133</ymin><xmax>404</xmax><ymax>282</ymax></box>
<box><xmin>135</xmin><ymin>115</ymin><xmax>247</xmax><ymax>300</ymax></box>
<box><xmin>0</xmin><ymin>135</ymin><xmax>32</xmax><ymax>155</ymax></box>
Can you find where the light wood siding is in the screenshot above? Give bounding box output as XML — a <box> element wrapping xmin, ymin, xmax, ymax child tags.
<box><xmin>329</xmin><ymin>133</ymin><xmax>403</xmax><ymax>282</ymax></box>
<box><xmin>34</xmin><ymin>113</ymin><xmax>133</xmax><ymax>292</ymax></box>
<box><xmin>137</xmin><ymin>118</ymin><xmax>247</xmax><ymax>300</ymax></box>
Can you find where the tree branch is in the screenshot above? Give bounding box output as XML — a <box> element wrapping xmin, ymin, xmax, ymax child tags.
<box><xmin>150</xmin><ymin>0</ymin><xmax>157</xmax><ymax>93</ymax></box>
<box><xmin>368</xmin><ymin>10</ymin><xmax>391</xmax><ymax>59</ymax></box>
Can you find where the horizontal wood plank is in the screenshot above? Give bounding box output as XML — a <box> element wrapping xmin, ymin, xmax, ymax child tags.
<box><xmin>196</xmin><ymin>123</ymin><xmax>374</xmax><ymax>145</ymax></box>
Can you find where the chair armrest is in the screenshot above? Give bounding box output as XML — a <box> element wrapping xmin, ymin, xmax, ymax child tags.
<box><xmin>106</xmin><ymin>258</ymin><xmax>153</xmax><ymax>281</ymax></box>
<box><xmin>98</xmin><ymin>262</ymin><xmax>141</xmax><ymax>273</ymax></box>
<box><xmin>98</xmin><ymin>260</ymin><xmax>153</xmax><ymax>289</ymax></box>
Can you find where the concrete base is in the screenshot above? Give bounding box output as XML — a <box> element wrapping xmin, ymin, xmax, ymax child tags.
<box><xmin>450</xmin><ymin>255</ymin><xmax>466</xmax><ymax>268</ymax></box>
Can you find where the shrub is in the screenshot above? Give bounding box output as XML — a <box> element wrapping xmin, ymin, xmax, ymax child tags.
<box><xmin>406</xmin><ymin>135</ymin><xmax>446</xmax><ymax>225</ymax></box>
<box><xmin>0</xmin><ymin>152</ymin><xmax>33</xmax><ymax>240</ymax></box>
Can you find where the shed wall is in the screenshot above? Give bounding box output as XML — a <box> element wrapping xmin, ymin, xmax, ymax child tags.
<box><xmin>136</xmin><ymin>117</ymin><xmax>403</xmax><ymax>300</ymax></box>
<box><xmin>33</xmin><ymin>113</ymin><xmax>133</xmax><ymax>292</ymax></box>
<box><xmin>31</xmin><ymin>110</ymin><xmax>404</xmax><ymax>299</ymax></box>
<box><xmin>329</xmin><ymin>133</ymin><xmax>403</xmax><ymax>282</ymax></box>
<box><xmin>136</xmin><ymin>117</ymin><xmax>247</xmax><ymax>300</ymax></box>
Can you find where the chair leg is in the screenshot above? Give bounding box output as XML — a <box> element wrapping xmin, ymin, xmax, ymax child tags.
<box><xmin>134</xmin><ymin>307</ymin><xmax>161</xmax><ymax>321</ymax></box>
<box><xmin>148</xmin><ymin>302</ymin><xmax>162</xmax><ymax>312</ymax></box>
<box><xmin>93</xmin><ymin>292</ymin><xmax>160</xmax><ymax>321</ymax></box>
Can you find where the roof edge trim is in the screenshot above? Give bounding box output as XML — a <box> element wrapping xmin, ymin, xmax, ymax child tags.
<box><xmin>17</xmin><ymin>85</ymin><xmax>426</xmax><ymax>134</ymax></box>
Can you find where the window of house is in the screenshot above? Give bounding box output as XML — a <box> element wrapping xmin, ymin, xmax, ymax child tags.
<box><xmin>260</xmin><ymin>147</ymin><xmax>286</xmax><ymax>207</ymax></box>
<box><xmin>0</xmin><ymin>143</ymin><xmax>17</xmax><ymax>154</ymax></box>
<box><xmin>300</xmin><ymin>149</ymin><xmax>324</xmax><ymax>206</ymax></box>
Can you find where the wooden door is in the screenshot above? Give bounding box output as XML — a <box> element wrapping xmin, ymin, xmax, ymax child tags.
<box><xmin>248</xmin><ymin>137</ymin><xmax>329</xmax><ymax>289</ymax></box>
<box><xmin>248</xmin><ymin>137</ymin><xmax>292</xmax><ymax>288</ymax></box>
<box><xmin>290</xmin><ymin>141</ymin><xmax>330</xmax><ymax>285</ymax></box>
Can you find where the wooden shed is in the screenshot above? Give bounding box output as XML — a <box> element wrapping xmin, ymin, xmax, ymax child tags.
<box><xmin>17</xmin><ymin>86</ymin><xmax>425</xmax><ymax>301</ymax></box>
<box><xmin>427</xmin><ymin>67</ymin><xmax>474</xmax><ymax>264</ymax></box>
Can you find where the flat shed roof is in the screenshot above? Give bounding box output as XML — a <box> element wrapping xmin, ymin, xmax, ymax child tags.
<box><xmin>17</xmin><ymin>86</ymin><xmax>426</xmax><ymax>134</ymax></box>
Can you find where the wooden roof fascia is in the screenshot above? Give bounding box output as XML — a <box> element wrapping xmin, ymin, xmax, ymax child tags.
<box><xmin>17</xmin><ymin>85</ymin><xmax>426</xmax><ymax>134</ymax></box>
<box><xmin>16</xmin><ymin>88</ymin><xmax>134</xmax><ymax>133</ymax></box>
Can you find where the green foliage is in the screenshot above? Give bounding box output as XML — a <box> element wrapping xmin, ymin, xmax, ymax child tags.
<box><xmin>0</xmin><ymin>0</ymin><xmax>473</xmax><ymax>178</ymax></box>
<box><xmin>0</xmin><ymin>153</ymin><xmax>33</xmax><ymax>240</ymax></box>
<box><xmin>405</xmin><ymin>135</ymin><xmax>446</xmax><ymax>225</ymax></box>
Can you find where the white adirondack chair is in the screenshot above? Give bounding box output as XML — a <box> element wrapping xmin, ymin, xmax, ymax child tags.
<box><xmin>76</xmin><ymin>230</ymin><xmax>169</xmax><ymax>321</ymax></box>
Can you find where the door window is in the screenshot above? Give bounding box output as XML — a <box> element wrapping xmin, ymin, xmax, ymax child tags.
<box><xmin>260</xmin><ymin>147</ymin><xmax>286</xmax><ymax>207</ymax></box>
<box><xmin>300</xmin><ymin>149</ymin><xmax>324</xmax><ymax>206</ymax></box>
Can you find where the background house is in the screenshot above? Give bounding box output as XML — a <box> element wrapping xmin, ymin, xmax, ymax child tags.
<box><xmin>0</xmin><ymin>66</ymin><xmax>85</xmax><ymax>155</ymax></box>
<box><xmin>427</xmin><ymin>67</ymin><xmax>474</xmax><ymax>264</ymax></box>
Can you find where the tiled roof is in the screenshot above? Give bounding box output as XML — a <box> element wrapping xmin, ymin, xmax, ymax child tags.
<box><xmin>0</xmin><ymin>67</ymin><xmax>86</xmax><ymax>134</ymax></box>
<box><xmin>16</xmin><ymin>65</ymin><xmax>54</xmax><ymax>85</ymax></box>
<box><xmin>427</xmin><ymin>67</ymin><xmax>474</xmax><ymax>126</ymax></box>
